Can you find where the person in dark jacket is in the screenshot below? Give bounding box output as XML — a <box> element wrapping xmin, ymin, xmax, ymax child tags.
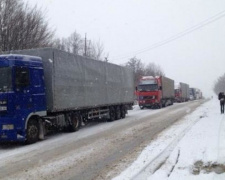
<box><xmin>218</xmin><ymin>92</ymin><xmax>225</xmax><ymax>114</ymax></box>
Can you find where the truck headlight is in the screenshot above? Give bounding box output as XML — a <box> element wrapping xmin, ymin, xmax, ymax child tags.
<box><xmin>0</xmin><ymin>100</ymin><xmax>7</xmax><ymax>105</ymax></box>
<box><xmin>0</xmin><ymin>106</ymin><xmax>7</xmax><ymax>111</ymax></box>
<box><xmin>2</xmin><ymin>124</ymin><xmax>14</xmax><ymax>130</ymax></box>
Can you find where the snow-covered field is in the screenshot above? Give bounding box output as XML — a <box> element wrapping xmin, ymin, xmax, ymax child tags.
<box><xmin>114</xmin><ymin>98</ymin><xmax>225</xmax><ymax>180</ymax></box>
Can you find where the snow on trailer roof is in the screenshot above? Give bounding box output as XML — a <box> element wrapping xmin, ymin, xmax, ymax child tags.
<box><xmin>0</xmin><ymin>54</ymin><xmax>42</xmax><ymax>61</ymax></box>
<box><xmin>7</xmin><ymin>47</ymin><xmax>126</xmax><ymax>68</ymax></box>
<box><xmin>0</xmin><ymin>54</ymin><xmax>43</xmax><ymax>67</ymax></box>
<box><xmin>141</xmin><ymin>76</ymin><xmax>154</xmax><ymax>79</ymax></box>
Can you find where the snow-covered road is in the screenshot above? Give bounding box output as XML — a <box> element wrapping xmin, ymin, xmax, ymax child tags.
<box><xmin>114</xmin><ymin>98</ymin><xmax>225</xmax><ymax>180</ymax></box>
<box><xmin>0</xmin><ymin>100</ymin><xmax>205</xmax><ymax>180</ymax></box>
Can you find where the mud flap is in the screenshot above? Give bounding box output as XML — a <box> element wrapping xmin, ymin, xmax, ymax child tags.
<box><xmin>38</xmin><ymin>119</ymin><xmax>45</xmax><ymax>140</ymax></box>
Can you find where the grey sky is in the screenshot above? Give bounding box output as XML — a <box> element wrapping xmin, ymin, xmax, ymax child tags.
<box><xmin>27</xmin><ymin>0</ymin><xmax>225</xmax><ymax>97</ymax></box>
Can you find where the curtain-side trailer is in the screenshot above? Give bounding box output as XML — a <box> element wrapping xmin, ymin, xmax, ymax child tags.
<box><xmin>0</xmin><ymin>48</ymin><xmax>134</xmax><ymax>143</ymax></box>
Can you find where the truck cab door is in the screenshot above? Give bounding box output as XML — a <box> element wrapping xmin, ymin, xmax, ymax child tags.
<box><xmin>30</xmin><ymin>68</ymin><xmax>46</xmax><ymax>112</ymax></box>
<box><xmin>14</xmin><ymin>66</ymin><xmax>33</xmax><ymax>114</ymax></box>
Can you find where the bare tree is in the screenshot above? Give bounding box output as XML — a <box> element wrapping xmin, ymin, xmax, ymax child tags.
<box><xmin>53</xmin><ymin>31</ymin><xmax>107</xmax><ymax>61</ymax></box>
<box><xmin>125</xmin><ymin>57</ymin><xmax>165</xmax><ymax>86</ymax></box>
<box><xmin>125</xmin><ymin>57</ymin><xmax>145</xmax><ymax>86</ymax></box>
<box><xmin>52</xmin><ymin>38</ymin><xmax>62</xmax><ymax>50</ymax></box>
<box><xmin>81</xmin><ymin>38</ymin><xmax>105</xmax><ymax>60</ymax></box>
<box><xmin>0</xmin><ymin>0</ymin><xmax>54</xmax><ymax>52</ymax></box>
<box><xmin>91</xmin><ymin>39</ymin><xmax>104</xmax><ymax>60</ymax></box>
<box><xmin>144</xmin><ymin>62</ymin><xmax>165</xmax><ymax>76</ymax></box>
<box><xmin>52</xmin><ymin>37</ymin><xmax>70</xmax><ymax>52</ymax></box>
<box><xmin>214</xmin><ymin>73</ymin><xmax>225</xmax><ymax>95</ymax></box>
<box><xmin>67</xmin><ymin>31</ymin><xmax>82</xmax><ymax>54</ymax></box>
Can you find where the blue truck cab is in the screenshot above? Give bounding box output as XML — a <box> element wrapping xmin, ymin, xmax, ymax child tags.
<box><xmin>0</xmin><ymin>54</ymin><xmax>46</xmax><ymax>142</ymax></box>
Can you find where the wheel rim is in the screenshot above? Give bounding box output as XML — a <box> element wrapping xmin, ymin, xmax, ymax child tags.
<box><xmin>72</xmin><ymin>115</ymin><xmax>79</xmax><ymax>128</ymax></box>
<box><xmin>27</xmin><ymin>124</ymin><xmax>38</xmax><ymax>141</ymax></box>
<box><xmin>110</xmin><ymin>108</ymin><xmax>115</xmax><ymax>121</ymax></box>
<box><xmin>117</xmin><ymin>107</ymin><xmax>121</xmax><ymax>119</ymax></box>
<box><xmin>121</xmin><ymin>108</ymin><xmax>125</xmax><ymax>118</ymax></box>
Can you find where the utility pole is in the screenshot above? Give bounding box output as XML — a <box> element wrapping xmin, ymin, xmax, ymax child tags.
<box><xmin>84</xmin><ymin>33</ymin><xmax>87</xmax><ymax>56</ymax></box>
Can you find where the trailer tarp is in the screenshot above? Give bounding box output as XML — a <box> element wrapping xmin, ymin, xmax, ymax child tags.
<box><xmin>8</xmin><ymin>48</ymin><xmax>134</xmax><ymax>112</ymax></box>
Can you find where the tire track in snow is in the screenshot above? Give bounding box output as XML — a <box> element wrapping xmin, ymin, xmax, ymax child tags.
<box><xmin>130</xmin><ymin>104</ymin><xmax>208</xmax><ymax>180</ymax></box>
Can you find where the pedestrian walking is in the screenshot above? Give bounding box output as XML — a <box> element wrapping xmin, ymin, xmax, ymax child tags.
<box><xmin>218</xmin><ymin>92</ymin><xmax>225</xmax><ymax>114</ymax></box>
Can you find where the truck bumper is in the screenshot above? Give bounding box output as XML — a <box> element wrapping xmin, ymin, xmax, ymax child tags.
<box><xmin>139</xmin><ymin>103</ymin><xmax>160</xmax><ymax>109</ymax></box>
<box><xmin>0</xmin><ymin>117</ymin><xmax>25</xmax><ymax>142</ymax></box>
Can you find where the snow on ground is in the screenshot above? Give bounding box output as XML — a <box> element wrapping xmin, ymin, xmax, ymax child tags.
<box><xmin>113</xmin><ymin>98</ymin><xmax>225</xmax><ymax>180</ymax></box>
<box><xmin>0</xmin><ymin>101</ymin><xmax>169</xmax><ymax>180</ymax></box>
<box><xmin>0</xmin><ymin>105</ymin><xmax>154</xmax><ymax>159</ymax></box>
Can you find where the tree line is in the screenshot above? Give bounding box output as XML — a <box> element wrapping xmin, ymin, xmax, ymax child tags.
<box><xmin>0</xmin><ymin>0</ymin><xmax>54</xmax><ymax>52</ymax></box>
<box><xmin>0</xmin><ymin>0</ymin><xmax>106</xmax><ymax>60</ymax></box>
<box><xmin>53</xmin><ymin>32</ymin><xmax>107</xmax><ymax>61</ymax></box>
<box><xmin>0</xmin><ymin>0</ymin><xmax>165</xmax><ymax>78</ymax></box>
<box><xmin>125</xmin><ymin>57</ymin><xmax>165</xmax><ymax>86</ymax></box>
<box><xmin>214</xmin><ymin>73</ymin><xmax>225</xmax><ymax>95</ymax></box>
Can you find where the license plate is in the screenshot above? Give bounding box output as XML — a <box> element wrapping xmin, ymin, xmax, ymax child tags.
<box><xmin>2</xmin><ymin>124</ymin><xmax>14</xmax><ymax>130</ymax></box>
<box><xmin>0</xmin><ymin>106</ymin><xmax>7</xmax><ymax>111</ymax></box>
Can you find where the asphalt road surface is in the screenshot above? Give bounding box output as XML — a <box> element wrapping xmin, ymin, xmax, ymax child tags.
<box><xmin>0</xmin><ymin>100</ymin><xmax>205</xmax><ymax>180</ymax></box>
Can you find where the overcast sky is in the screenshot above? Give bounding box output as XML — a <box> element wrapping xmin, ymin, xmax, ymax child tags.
<box><xmin>27</xmin><ymin>0</ymin><xmax>225</xmax><ymax>97</ymax></box>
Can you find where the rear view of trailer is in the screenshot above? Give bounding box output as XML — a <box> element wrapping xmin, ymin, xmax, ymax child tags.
<box><xmin>180</xmin><ymin>82</ymin><xmax>189</xmax><ymax>101</ymax></box>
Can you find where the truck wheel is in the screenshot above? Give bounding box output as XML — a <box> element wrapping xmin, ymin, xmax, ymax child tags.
<box><xmin>26</xmin><ymin>119</ymin><xmax>39</xmax><ymax>144</ymax></box>
<box><xmin>121</xmin><ymin>106</ymin><xmax>126</xmax><ymax>119</ymax></box>
<box><xmin>140</xmin><ymin>106</ymin><xmax>144</xmax><ymax>110</ymax></box>
<box><xmin>69</xmin><ymin>114</ymin><xmax>81</xmax><ymax>132</ymax></box>
<box><xmin>158</xmin><ymin>103</ymin><xmax>162</xmax><ymax>109</ymax></box>
<box><xmin>109</xmin><ymin>107</ymin><xmax>116</xmax><ymax>122</ymax></box>
<box><xmin>115</xmin><ymin>106</ymin><xmax>121</xmax><ymax>120</ymax></box>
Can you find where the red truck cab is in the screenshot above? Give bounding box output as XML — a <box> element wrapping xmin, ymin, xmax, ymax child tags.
<box><xmin>136</xmin><ymin>76</ymin><xmax>174</xmax><ymax>109</ymax></box>
<box><xmin>136</xmin><ymin>76</ymin><xmax>162</xmax><ymax>109</ymax></box>
<box><xmin>174</xmin><ymin>88</ymin><xmax>182</xmax><ymax>102</ymax></box>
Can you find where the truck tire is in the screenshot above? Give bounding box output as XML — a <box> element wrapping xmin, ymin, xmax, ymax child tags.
<box><xmin>115</xmin><ymin>106</ymin><xmax>121</xmax><ymax>120</ymax></box>
<box><xmin>26</xmin><ymin>119</ymin><xmax>39</xmax><ymax>144</ymax></box>
<box><xmin>140</xmin><ymin>106</ymin><xmax>144</xmax><ymax>110</ymax></box>
<box><xmin>158</xmin><ymin>103</ymin><xmax>162</xmax><ymax>109</ymax></box>
<box><xmin>109</xmin><ymin>107</ymin><xmax>116</xmax><ymax>122</ymax></box>
<box><xmin>69</xmin><ymin>114</ymin><xmax>81</xmax><ymax>132</ymax></box>
<box><xmin>121</xmin><ymin>106</ymin><xmax>126</xmax><ymax>119</ymax></box>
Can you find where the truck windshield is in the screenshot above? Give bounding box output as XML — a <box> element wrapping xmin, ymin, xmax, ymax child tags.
<box><xmin>0</xmin><ymin>67</ymin><xmax>12</xmax><ymax>92</ymax></box>
<box><xmin>139</xmin><ymin>79</ymin><xmax>156</xmax><ymax>85</ymax></box>
<box><xmin>138</xmin><ymin>84</ymin><xmax>158</xmax><ymax>91</ymax></box>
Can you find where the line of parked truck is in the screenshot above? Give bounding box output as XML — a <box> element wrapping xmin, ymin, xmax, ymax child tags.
<box><xmin>136</xmin><ymin>76</ymin><xmax>202</xmax><ymax>109</ymax></box>
<box><xmin>0</xmin><ymin>48</ymin><xmax>202</xmax><ymax>143</ymax></box>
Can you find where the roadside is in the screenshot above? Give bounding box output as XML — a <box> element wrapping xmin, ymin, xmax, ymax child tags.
<box><xmin>0</xmin><ymin>101</ymin><xmax>203</xmax><ymax>180</ymax></box>
<box><xmin>113</xmin><ymin>98</ymin><xmax>225</xmax><ymax>180</ymax></box>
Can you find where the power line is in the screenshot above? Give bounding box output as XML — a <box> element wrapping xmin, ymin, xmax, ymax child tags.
<box><xmin>111</xmin><ymin>9</ymin><xmax>225</xmax><ymax>61</ymax></box>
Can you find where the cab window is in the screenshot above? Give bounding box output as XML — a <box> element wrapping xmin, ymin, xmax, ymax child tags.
<box><xmin>15</xmin><ymin>67</ymin><xmax>30</xmax><ymax>87</ymax></box>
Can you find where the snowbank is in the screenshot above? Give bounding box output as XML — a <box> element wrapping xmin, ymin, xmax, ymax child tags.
<box><xmin>114</xmin><ymin>99</ymin><xmax>225</xmax><ymax>180</ymax></box>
